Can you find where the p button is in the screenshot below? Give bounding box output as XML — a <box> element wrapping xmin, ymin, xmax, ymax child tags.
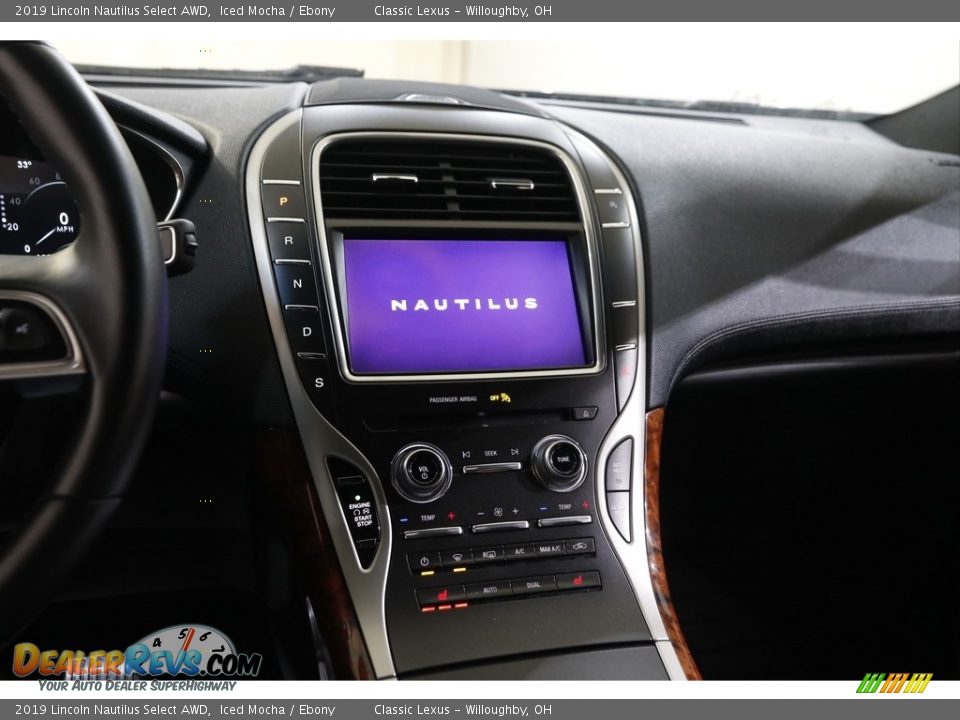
<box><xmin>262</xmin><ymin>185</ymin><xmax>305</xmax><ymax>218</ymax></box>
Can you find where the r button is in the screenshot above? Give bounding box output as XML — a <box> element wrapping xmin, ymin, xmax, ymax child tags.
<box><xmin>267</xmin><ymin>222</ymin><xmax>310</xmax><ymax>261</ymax></box>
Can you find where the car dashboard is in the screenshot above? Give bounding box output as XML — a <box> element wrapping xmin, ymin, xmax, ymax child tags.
<box><xmin>1</xmin><ymin>74</ymin><xmax>957</xmax><ymax>681</ymax></box>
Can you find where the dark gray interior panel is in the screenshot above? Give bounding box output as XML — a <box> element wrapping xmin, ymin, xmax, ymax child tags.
<box><xmin>111</xmin><ymin>83</ymin><xmax>308</xmax><ymax>425</ymax></box>
<box><xmin>410</xmin><ymin>645</ymin><xmax>668</xmax><ymax>680</ymax></box>
<box><xmin>550</xmin><ymin>105</ymin><xmax>960</xmax><ymax>407</ymax></box>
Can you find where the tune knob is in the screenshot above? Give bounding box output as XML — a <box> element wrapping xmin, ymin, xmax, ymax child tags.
<box><xmin>531</xmin><ymin>435</ymin><xmax>588</xmax><ymax>492</ymax></box>
<box><xmin>390</xmin><ymin>443</ymin><xmax>453</xmax><ymax>504</ymax></box>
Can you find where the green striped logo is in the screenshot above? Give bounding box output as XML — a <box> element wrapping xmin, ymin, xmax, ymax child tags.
<box><xmin>857</xmin><ymin>673</ymin><xmax>932</xmax><ymax>694</ymax></box>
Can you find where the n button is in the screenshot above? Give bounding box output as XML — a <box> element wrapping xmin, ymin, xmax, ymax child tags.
<box><xmin>274</xmin><ymin>264</ymin><xmax>318</xmax><ymax>307</ymax></box>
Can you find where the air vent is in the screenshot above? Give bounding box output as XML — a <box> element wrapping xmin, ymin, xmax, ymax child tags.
<box><xmin>318</xmin><ymin>138</ymin><xmax>580</xmax><ymax>222</ymax></box>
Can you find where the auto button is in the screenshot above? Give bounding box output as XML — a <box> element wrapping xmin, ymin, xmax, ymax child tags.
<box><xmin>465</xmin><ymin>580</ymin><xmax>512</xmax><ymax>601</ymax></box>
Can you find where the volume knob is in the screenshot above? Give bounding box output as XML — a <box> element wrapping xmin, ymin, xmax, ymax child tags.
<box><xmin>531</xmin><ymin>435</ymin><xmax>588</xmax><ymax>492</ymax></box>
<box><xmin>390</xmin><ymin>443</ymin><xmax>453</xmax><ymax>504</ymax></box>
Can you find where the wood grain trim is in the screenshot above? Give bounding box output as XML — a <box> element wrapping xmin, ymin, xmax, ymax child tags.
<box><xmin>255</xmin><ymin>429</ymin><xmax>374</xmax><ymax>680</ymax></box>
<box><xmin>644</xmin><ymin>407</ymin><xmax>702</xmax><ymax>680</ymax></box>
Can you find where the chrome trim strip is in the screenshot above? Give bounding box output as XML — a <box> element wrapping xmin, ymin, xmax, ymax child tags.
<box><xmin>462</xmin><ymin>461</ymin><xmax>523</xmax><ymax>474</ymax></box>
<box><xmin>0</xmin><ymin>290</ymin><xmax>85</xmax><ymax>380</ymax></box>
<box><xmin>263</xmin><ymin>179</ymin><xmax>301</xmax><ymax>186</ymax></box>
<box><xmin>245</xmin><ymin>109</ymin><xmax>396</xmax><ymax>679</ymax></box>
<box><xmin>273</xmin><ymin>258</ymin><xmax>311</xmax><ymax>266</ymax></box>
<box><xmin>594</xmin><ymin>188</ymin><xmax>623</xmax><ymax>195</ymax></box>
<box><xmin>296</xmin><ymin>352</ymin><xmax>327</xmax><ymax>360</ymax></box>
<box><xmin>537</xmin><ymin>515</ymin><xmax>593</xmax><ymax>527</ymax></box>
<box><xmin>403</xmin><ymin>527</ymin><xmax>463</xmax><ymax>540</ymax></box>
<box><xmin>601</xmin><ymin>221</ymin><xmax>631</xmax><ymax>229</ymax></box>
<box><xmin>266</xmin><ymin>217</ymin><xmax>306</xmax><ymax>223</ymax></box>
<box><xmin>471</xmin><ymin>520</ymin><xmax>530</xmax><ymax>533</ymax></box>
<box><xmin>310</xmin><ymin>131</ymin><xmax>607</xmax><ymax>384</ymax></box>
<box><xmin>284</xmin><ymin>304</ymin><xmax>320</xmax><ymax>312</ymax></box>
<box><xmin>371</xmin><ymin>173</ymin><xmax>418</xmax><ymax>184</ymax></box>
<box><xmin>611</xmin><ymin>300</ymin><xmax>637</xmax><ymax>308</ymax></box>
<box><xmin>489</xmin><ymin>178</ymin><xmax>535</xmax><ymax>191</ymax></box>
<box><xmin>159</xmin><ymin>225</ymin><xmax>176</xmax><ymax>266</ymax></box>
<box><xmin>656</xmin><ymin>640</ymin><xmax>688</xmax><ymax>680</ymax></box>
<box><xmin>119</xmin><ymin>125</ymin><xmax>185</xmax><ymax>223</ymax></box>
<box><xmin>615</xmin><ymin>343</ymin><xmax>638</xmax><ymax>352</ymax></box>
<box><xmin>564</xmin><ymin>126</ymin><xmax>687</xmax><ymax>680</ymax></box>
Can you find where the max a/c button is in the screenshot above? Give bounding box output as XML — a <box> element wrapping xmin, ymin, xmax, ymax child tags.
<box><xmin>534</xmin><ymin>541</ymin><xmax>565</xmax><ymax>557</ymax></box>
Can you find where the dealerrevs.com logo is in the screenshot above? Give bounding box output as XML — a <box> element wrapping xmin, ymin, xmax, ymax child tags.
<box><xmin>12</xmin><ymin>624</ymin><xmax>262</xmax><ymax>680</ymax></box>
<box><xmin>857</xmin><ymin>673</ymin><xmax>933</xmax><ymax>694</ymax></box>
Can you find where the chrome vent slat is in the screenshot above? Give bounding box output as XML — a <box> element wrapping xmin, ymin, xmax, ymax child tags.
<box><xmin>326</xmin><ymin>209</ymin><xmax>579</xmax><ymax>218</ymax></box>
<box><xmin>322</xmin><ymin>191</ymin><xmax>573</xmax><ymax>201</ymax></box>
<box><xmin>319</xmin><ymin>138</ymin><xmax>580</xmax><ymax>222</ymax></box>
<box><xmin>324</xmin><ymin>163</ymin><xmax>564</xmax><ymax>175</ymax></box>
<box><xmin>321</xmin><ymin>180</ymin><xmax>571</xmax><ymax>190</ymax></box>
<box><xmin>325</xmin><ymin>149</ymin><xmax>554</xmax><ymax>162</ymax></box>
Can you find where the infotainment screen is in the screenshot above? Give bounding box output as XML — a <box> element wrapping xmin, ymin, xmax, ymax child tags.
<box><xmin>341</xmin><ymin>238</ymin><xmax>589</xmax><ymax>375</ymax></box>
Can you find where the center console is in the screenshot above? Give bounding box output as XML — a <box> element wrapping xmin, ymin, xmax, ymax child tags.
<box><xmin>247</xmin><ymin>102</ymin><xmax>677</xmax><ymax>679</ymax></box>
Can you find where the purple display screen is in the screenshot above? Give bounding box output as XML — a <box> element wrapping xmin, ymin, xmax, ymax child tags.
<box><xmin>342</xmin><ymin>238</ymin><xmax>588</xmax><ymax>374</ymax></box>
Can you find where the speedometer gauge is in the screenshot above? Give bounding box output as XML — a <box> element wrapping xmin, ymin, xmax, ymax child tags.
<box><xmin>0</xmin><ymin>155</ymin><xmax>80</xmax><ymax>255</ymax></box>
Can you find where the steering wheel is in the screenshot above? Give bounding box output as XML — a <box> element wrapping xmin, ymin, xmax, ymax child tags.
<box><xmin>0</xmin><ymin>43</ymin><xmax>167</xmax><ymax>643</ymax></box>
